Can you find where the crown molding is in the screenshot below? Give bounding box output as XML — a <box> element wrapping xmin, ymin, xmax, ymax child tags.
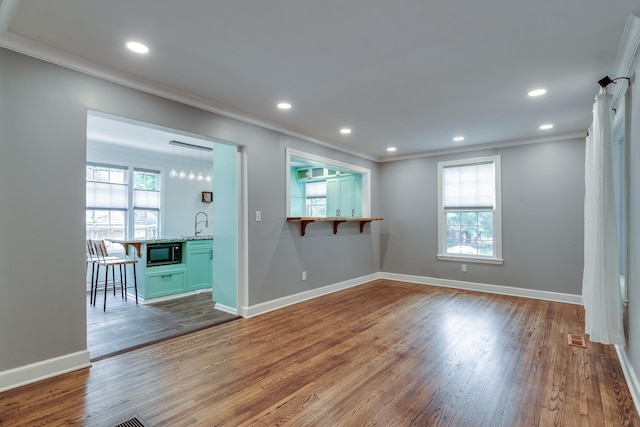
<box><xmin>610</xmin><ymin>9</ymin><xmax>640</xmax><ymax>108</ymax></box>
<box><xmin>0</xmin><ymin>31</ymin><xmax>379</xmax><ymax>162</ymax></box>
<box><xmin>379</xmin><ymin>131</ymin><xmax>586</xmax><ymax>162</ymax></box>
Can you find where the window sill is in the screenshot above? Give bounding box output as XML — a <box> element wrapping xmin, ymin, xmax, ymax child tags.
<box><xmin>436</xmin><ymin>254</ymin><xmax>504</xmax><ymax>265</ymax></box>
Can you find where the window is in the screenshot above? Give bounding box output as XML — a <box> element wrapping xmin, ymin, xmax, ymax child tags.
<box><xmin>437</xmin><ymin>156</ymin><xmax>503</xmax><ymax>264</ymax></box>
<box><xmin>305</xmin><ymin>181</ymin><xmax>327</xmax><ymax>217</ymax></box>
<box><xmin>133</xmin><ymin>169</ymin><xmax>161</xmax><ymax>239</ymax></box>
<box><xmin>86</xmin><ymin>164</ymin><xmax>128</xmax><ymax>252</ymax></box>
<box><xmin>86</xmin><ymin>164</ymin><xmax>161</xmax><ymax>250</ymax></box>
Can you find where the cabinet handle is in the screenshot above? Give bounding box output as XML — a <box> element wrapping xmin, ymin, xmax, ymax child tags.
<box><xmin>161</xmin><ymin>274</ymin><xmax>172</xmax><ymax>279</ymax></box>
<box><xmin>210</xmin><ymin>250</ymin><xmax>213</xmax><ymax>259</ymax></box>
<box><xmin>336</xmin><ymin>209</ymin><xmax>340</xmax><ymax>216</ymax></box>
<box><xmin>352</xmin><ymin>209</ymin><xmax>355</xmax><ymax>216</ymax></box>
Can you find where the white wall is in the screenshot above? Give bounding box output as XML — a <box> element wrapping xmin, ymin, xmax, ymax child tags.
<box><xmin>87</xmin><ymin>140</ymin><xmax>214</xmax><ymax>238</ymax></box>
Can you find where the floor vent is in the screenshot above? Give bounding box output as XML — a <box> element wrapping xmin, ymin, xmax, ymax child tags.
<box><xmin>115</xmin><ymin>416</ymin><xmax>150</xmax><ymax>427</ymax></box>
<box><xmin>567</xmin><ymin>334</ymin><xmax>587</xmax><ymax>348</ymax></box>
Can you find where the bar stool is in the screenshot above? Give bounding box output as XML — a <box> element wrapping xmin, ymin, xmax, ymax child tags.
<box><xmin>92</xmin><ymin>240</ymin><xmax>139</xmax><ymax>311</ymax></box>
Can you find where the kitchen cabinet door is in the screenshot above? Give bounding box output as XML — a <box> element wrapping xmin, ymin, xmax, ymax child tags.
<box><xmin>327</xmin><ymin>176</ymin><xmax>356</xmax><ymax>217</ymax></box>
<box><xmin>186</xmin><ymin>240</ymin><xmax>213</xmax><ymax>291</ymax></box>
<box><xmin>339</xmin><ymin>176</ymin><xmax>354</xmax><ymax>217</ymax></box>
<box><xmin>327</xmin><ymin>178</ymin><xmax>341</xmax><ymax>217</ymax></box>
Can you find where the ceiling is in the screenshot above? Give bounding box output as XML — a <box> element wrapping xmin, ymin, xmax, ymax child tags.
<box><xmin>1</xmin><ymin>0</ymin><xmax>637</xmax><ymax>161</ymax></box>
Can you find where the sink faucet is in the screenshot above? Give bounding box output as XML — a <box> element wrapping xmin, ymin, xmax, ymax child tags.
<box><xmin>194</xmin><ymin>211</ymin><xmax>209</xmax><ymax>236</ymax></box>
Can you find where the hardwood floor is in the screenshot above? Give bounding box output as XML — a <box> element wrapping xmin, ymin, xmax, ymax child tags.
<box><xmin>1</xmin><ymin>280</ymin><xmax>638</xmax><ymax>426</ymax></box>
<box><xmin>87</xmin><ymin>290</ymin><xmax>240</xmax><ymax>361</ymax></box>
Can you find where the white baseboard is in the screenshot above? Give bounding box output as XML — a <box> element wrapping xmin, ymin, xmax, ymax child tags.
<box><xmin>0</xmin><ymin>350</ymin><xmax>91</xmax><ymax>393</ymax></box>
<box><xmin>615</xmin><ymin>345</ymin><xmax>640</xmax><ymax>416</ymax></box>
<box><xmin>240</xmin><ymin>273</ymin><xmax>380</xmax><ymax>318</ymax></box>
<box><xmin>214</xmin><ymin>303</ymin><xmax>237</xmax><ymax>316</ymax></box>
<box><xmin>380</xmin><ymin>272</ymin><xmax>582</xmax><ymax>305</ymax></box>
<box><xmin>136</xmin><ymin>288</ymin><xmax>212</xmax><ymax>304</ymax></box>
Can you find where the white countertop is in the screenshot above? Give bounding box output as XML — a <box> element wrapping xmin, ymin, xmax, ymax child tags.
<box><xmin>110</xmin><ymin>235</ymin><xmax>213</xmax><ymax>245</ymax></box>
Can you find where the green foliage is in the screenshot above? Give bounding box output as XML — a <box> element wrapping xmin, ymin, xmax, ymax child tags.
<box><xmin>134</xmin><ymin>172</ymin><xmax>157</xmax><ymax>190</ymax></box>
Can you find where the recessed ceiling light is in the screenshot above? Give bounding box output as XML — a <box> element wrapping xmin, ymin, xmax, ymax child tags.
<box><xmin>126</xmin><ymin>41</ymin><xmax>149</xmax><ymax>54</ymax></box>
<box><xmin>277</xmin><ymin>102</ymin><xmax>292</xmax><ymax>110</ymax></box>
<box><xmin>387</xmin><ymin>147</ymin><xmax>397</xmax><ymax>152</ymax></box>
<box><xmin>539</xmin><ymin>123</ymin><xmax>554</xmax><ymax>130</ymax></box>
<box><xmin>528</xmin><ymin>88</ymin><xmax>547</xmax><ymax>97</ymax></box>
<box><xmin>453</xmin><ymin>136</ymin><xmax>465</xmax><ymax>142</ymax></box>
<box><xmin>340</xmin><ymin>128</ymin><xmax>352</xmax><ymax>135</ymax></box>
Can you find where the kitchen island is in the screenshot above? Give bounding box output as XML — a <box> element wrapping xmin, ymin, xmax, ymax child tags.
<box><xmin>110</xmin><ymin>236</ymin><xmax>213</xmax><ymax>302</ymax></box>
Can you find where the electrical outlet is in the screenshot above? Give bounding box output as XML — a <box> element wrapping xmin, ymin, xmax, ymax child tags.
<box><xmin>302</xmin><ymin>271</ymin><xmax>307</xmax><ymax>280</ymax></box>
<box><xmin>461</xmin><ymin>264</ymin><xmax>467</xmax><ymax>272</ymax></box>
<box><xmin>256</xmin><ymin>211</ymin><xmax>261</xmax><ymax>222</ymax></box>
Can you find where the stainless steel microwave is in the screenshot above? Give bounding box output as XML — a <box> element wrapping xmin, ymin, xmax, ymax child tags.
<box><xmin>146</xmin><ymin>242</ymin><xmax>182</xmax><ymax>266</ymax></box>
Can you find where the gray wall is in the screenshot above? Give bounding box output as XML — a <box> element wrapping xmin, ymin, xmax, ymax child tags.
<box><xmin>246</xmin><ymin>133</ymin><xmax>381</xmax><ymax>305</ymax></box>
<box><xmin>0</xmin><ymin>47</ymin><xmax>381</xmax><ymax>373</ymax></box>
<box><xmin>379</xmin><ymin>139</ymin><xmax>585</xmax><ymax>295</ymax></box>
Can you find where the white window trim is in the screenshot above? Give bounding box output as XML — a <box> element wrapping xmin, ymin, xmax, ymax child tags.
<box><xmin>436</xmin><ymin>155</ymin><xmax>503</xmax><ymax>265</ymax></box>
<box><xmin>86</xmin><ymin>163</ymin><xmax>164</xmax><ymax>241</ymax></box>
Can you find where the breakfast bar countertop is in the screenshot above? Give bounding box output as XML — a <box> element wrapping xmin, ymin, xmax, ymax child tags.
<box><xmin>108</xmin><ymin>236</ymin><xmax>213</xmax><ymax>257</ymax></box>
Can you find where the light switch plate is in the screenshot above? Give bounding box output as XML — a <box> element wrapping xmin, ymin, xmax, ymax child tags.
<box><xmin>256</xmin><ymin>211</ymin><xmax>261</xmax><ymax>222</ymax></box>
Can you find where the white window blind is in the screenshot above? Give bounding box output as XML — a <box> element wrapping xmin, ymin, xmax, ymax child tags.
<box><xmin>87</xmin><ymin>182</ymin><xmax>128</xmax><ymax>208</ymax></box>
<box><xmin>443</xmin><ymin>162</ymin><xmax>495</xmax><ymax>209</ymax></box>
<box><xmin>86</xmin><ymin>164</ymin><xmax>128</xmax><ymax>209</ymax></box>
<box><xmin>133</xmin><ymin>169</ymin><xmax>160</xmax><ymax>209</ymax></box>
<box><xmin>133</xmin><ymin>189</ymin><xmax>160</xmax><ymax>208</ymax></box>
<box><xmin>306</xmin><ymin>181</ymin><xmax>326</xmax><ymax>198</ymax></box>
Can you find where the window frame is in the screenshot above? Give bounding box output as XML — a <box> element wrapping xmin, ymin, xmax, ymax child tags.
<box><xmin>86</xmin><ymin>163</ymin><xmax>163</xmax><ymax>247</ymax></box>
<box><xmin>133</xmin><ymin>168</ymin><xmax>161</xmax><ymax>240</ymax></box>
<box><xmin>304</xmin><ymin>180</ymin><xmax>327</xmax><ymax>217</ymax></box>
<box><xmin>436</xmin><ymin>155</ymin><xmax>503</xmax><ymax>264</ymax></box>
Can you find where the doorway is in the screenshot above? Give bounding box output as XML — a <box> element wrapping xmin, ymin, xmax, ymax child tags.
<box><xmin>85</xmin><ymin>111</ymin><xmax>242</xmax><ymax>360</ymax></box>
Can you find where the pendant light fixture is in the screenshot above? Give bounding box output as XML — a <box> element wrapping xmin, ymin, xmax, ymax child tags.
<box><xmin>169</xmin><ymin>140</ymin><xmax>213</xmax><ymax>183</ymax></box>
<box><xmin>196</xmin><ymin>149</ymin><xmax>205</xmax><ymax>182</ymax></box>
<box><xmin>169</xmin><ymin>143</ymin><xmax>178</xmax><ymax>178</ymax></box>
<box><xmin>178</xmin><ymin>146</ymin><xmax>187</xmax><ymax>180</ymax></box>
<box><xmin>205</xmin><ymin>146</ymin><xmax>213</xmax><ymax>182</ymax></box>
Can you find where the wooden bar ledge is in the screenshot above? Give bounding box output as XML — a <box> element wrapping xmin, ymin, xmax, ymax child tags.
<box><xmin>287</xmin><ymin>217</ymin><xmax>383</xmax><ymax>236</ymax></box>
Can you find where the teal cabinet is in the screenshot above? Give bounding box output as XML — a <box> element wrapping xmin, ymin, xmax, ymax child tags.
<box><xmin>327</xmin><ymin>175</ymin><xmax>362</xmax><ymax>217</ymax></box>
<box><xmin>134</xmin><ymin>238</ymin><xmax>213</xmax><ymax>301</ymax></box>
<box><xmin>145</xmin><ymin>265</ymin><xmax>186</xmax><ymax>298</ymax></box>
<box><xmin>185</xmin><ymin>240</ymin><xmax>213</xmax><ymax>291</ymax></box>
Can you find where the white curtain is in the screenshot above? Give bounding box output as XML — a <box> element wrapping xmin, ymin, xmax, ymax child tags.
<box><xmin>582</xmin><ymin>91</ymin><xmax>624</xmax><ymax>345</ymax></box>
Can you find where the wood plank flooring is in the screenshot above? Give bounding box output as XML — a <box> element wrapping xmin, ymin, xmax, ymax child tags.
<box><xmin>1</xmin><ymin>279</ymin><xmax>638</xmax><ymax>426</ymax></box>
<box><xmin>87</xmin><ymin>290</ymin><xmax>239</xmax><ymax>361</ymax></box>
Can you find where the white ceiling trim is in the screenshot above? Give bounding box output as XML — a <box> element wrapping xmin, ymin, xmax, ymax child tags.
<box><xmin>0</xmin><ymin>31</ymin><xmax>379</xmax><ymax>162</ymax></box>
<box><xmin>380</xmin><ymin>131</ymin><xmax>586</xmax><ymax>162</ymax></box>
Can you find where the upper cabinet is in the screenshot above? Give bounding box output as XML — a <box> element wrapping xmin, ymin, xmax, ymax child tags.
<box><xmin>327</xmin><ymin>175</ymin><xmax>362</xmax><ymax>217</ymax></box>
<box><xmin>296</xmin><ymin>167</ymin><xmax>339</xmax><ymax>181</ymax></box>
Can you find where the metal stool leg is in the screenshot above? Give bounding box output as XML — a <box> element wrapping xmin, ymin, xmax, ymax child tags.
<box><xmin>103</xmin><ymin>266</ymin><xmax>109</xmax><ymax>311</ymax></box>
<box><xmin>133</xmin><ymin>264</ymin><xmax>138</xmax><ymax>305</ymax></box>
<box><xmin>92</xmin><ymin>264</ymin><xmax>100</xmax><ymax>306</ymax></box>
<box><xmin>89</xmin><ymin>262</ymin><xmax>96</xmax><ymax>305</ymax></box>
<box><xmin>119</xmin><ymin>265</ymin><xmax>125</xmax><ymax>299</ymax></box>
<box><xmin>111</xmin><ymin>266</ymin><xmax>117</xmax><ymax>296</ymax></box>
